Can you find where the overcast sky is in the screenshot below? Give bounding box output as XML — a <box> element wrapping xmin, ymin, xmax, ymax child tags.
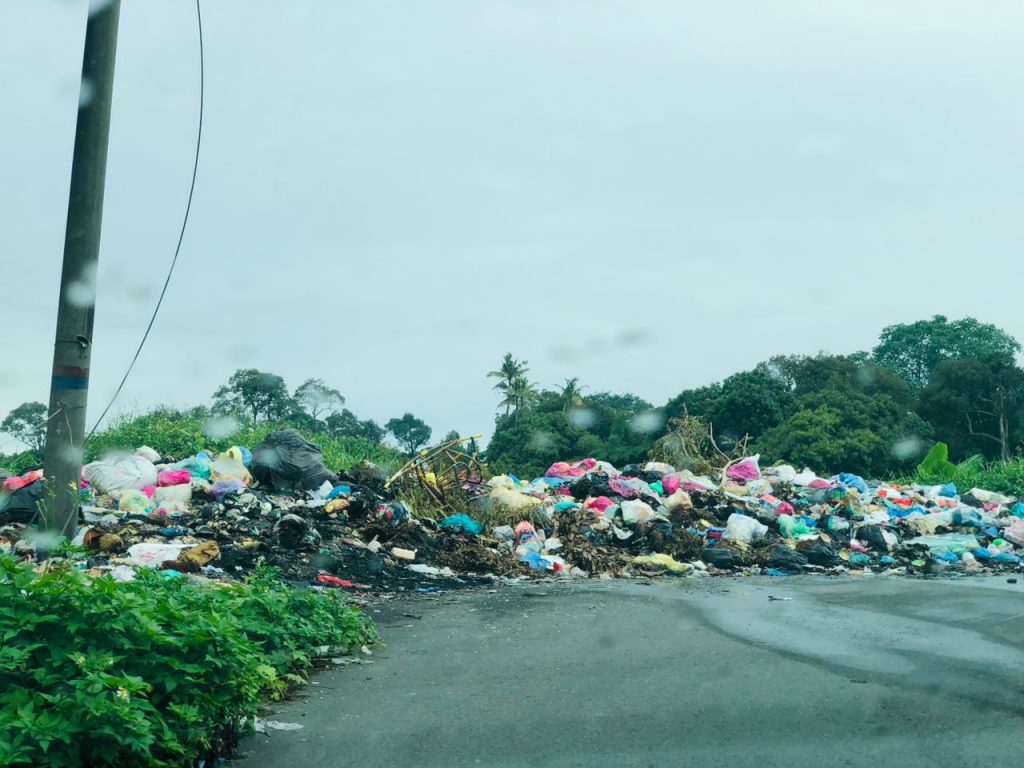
<box><xmin>3</xmin><ymin>0</ymin><xmax>1023</xmax><ymax>449</ymax></box>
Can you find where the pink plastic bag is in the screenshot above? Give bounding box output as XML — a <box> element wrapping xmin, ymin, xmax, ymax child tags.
<box><xmin>609</xmin><ymin>476</ymin><xmax>640</xmax><ymax>499</ymax></box>
<box><xmin>726</xmin><ymin>456</ymin><xmax>761</xmax><ymax>481</ymax></box>
<box><xmin>158</xmin><ymin>469</ymin><xmax>191</xmax><ymax>487</ymax></box>
<box><xmin>661</xmin><ymin>474</ymin><xmax>681</xmax><ymax>495</ymax></box>
<box><xmin>586</xmin><ymin>496</ymin><xmax>614</xmax><ymax>513</ymax></box>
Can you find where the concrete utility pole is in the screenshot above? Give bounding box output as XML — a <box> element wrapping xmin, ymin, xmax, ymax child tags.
<box><xmin>42</xmin><ymin>0</ymin><xmax>121</xmax><ymax>539</ymax></box>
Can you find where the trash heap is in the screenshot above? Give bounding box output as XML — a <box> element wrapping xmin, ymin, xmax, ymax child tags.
<box><xmin>475</xmin><ymin>454</ymin><xmax>1024</xmax><ymax>577</ymax></box>
<box><xmin>3</xmin><ymin>437</ymin><xmax>1024</xmax><ymax>589</ymax></box>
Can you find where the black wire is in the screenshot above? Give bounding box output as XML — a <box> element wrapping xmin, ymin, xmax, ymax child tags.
<box><xmin>87</xmin><ymin>0</ymin><xmax>204</xmax><ymax>438</ymax></box>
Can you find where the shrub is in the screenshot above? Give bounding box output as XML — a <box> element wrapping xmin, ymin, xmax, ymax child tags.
<box><xmin>0</xmin><ymin>560</ymin><xmax>375</xmax><ymax>767</ymax></box>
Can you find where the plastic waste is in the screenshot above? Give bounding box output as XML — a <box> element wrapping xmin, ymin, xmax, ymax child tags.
<box><xmin>210</xmin><ymin>452</ymin><xmax>251</xmax><ymax>484</ymax></box>
<box><xmin>118</xmin><ymin>489</ymin><xmax>151</xmax><ymax>514</ymax></box>
<box><xmin>722</xmin><ymin>513</ymin><xmax>768</xmax><ymax>543</ymax></box>
<box><xmin>767</xmin><ymin>545</ymin><xmax>808</xmax><ymax>572</ymax></box>
<box><xmin>153</xmin><ymin>484</ymin><xmax>192</xmax><ymax>506</ymax></box>
<box><xmin>778</xmin><ymin>515</ymin><xmax>813</xmax><ymax>539</ymax></box>
<box><xmin>251</xmin><ymin>429</ymin><xmax>337</xmax><ymax>492</ymax></box>
<box><xmin>439</xmin><ymin>514</ymin><xmax>483</xmax><ymax>535</ymax></box>
<box><xmin>1003</xmin><ymin>518</ymin><xmax>1024</xmax><ymax>546</ymax></box>
<box><xmin>157</xmin><ymin>469</ymin><xmax>191</xmax><ymax>487</ymax></box>
<box><xmin>83</xmin><ymin>455</ymin><xmax>158</xmax><ymax>500</ymax></box>
<box><xmin>702</xmin><ymin>547</ymin><xmax>742</xmax><ymax>569</ymax></box>
<box><xmin>632</xmin><ymin>554</ymin><xmax>688</xmax><ymax>573</ymax></box>
<box><xmin>126</xmin><ymin>542</ymin><xmax>190</xmax><ymax>567</ymax></box>
<box><xmin>726</xmin><ymin>455</ymin><xmax>760</xmax><ymax>481</ymax></box>
<box><xmin>620</xmin><ymin>499</ymin><xmax>656</xmax><ymax>525</ymax></box>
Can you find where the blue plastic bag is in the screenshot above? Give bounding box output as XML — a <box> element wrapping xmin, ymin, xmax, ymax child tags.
<box><xmin>328</xmin><ymin>484</ymin><xmax>352</xmax><ymax>499</ymax></box>
<box><xmin>440</xmin><ymin>514</ymin><xmax>483</xmax><ymax>535</ymax></box>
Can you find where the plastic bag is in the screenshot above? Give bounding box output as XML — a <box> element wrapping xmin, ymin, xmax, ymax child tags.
<box><xmin>1003</xmin><ymin>518</ymin><xmax>1024</xmax><ymax>546</ymax></box>
<box><xmin>118</xmin><ymin>489</ymin><xmax>151</xmax><ymax>514</ymax></box>
<box><xmin>767</xmin><ymin>545</ymin><xmax>808</xmax><ymax>572</ymax></box>
<box><xmin>157</xmin><ymin>469</ymin><xmax>191</xmax><ymax>487</ymax></box>
<box><xmin>633</xmin><ymin>553</ymin><xmax>688</xmax><ymax>573</ymax></box>
<box><xmin>439</xmin><ymin>514</ymin><xmax>483</xmax><ymax>535</ymax></box>
<box><xmin>251</xmin><ymin>430</ymin><xmax>337</xmax><ymax>492</ymax></box>
<box><xmin>126</xmin><ymin>542</ymin><xmax>189</xmax><ymax>567</ymax></box>
<box><xmin>722</xmin><ymin>513</ymin><xmax>768</xmax><ymax>543</ymax></box>
<box><xmin>83</xmin><ymin>455</ymin><xmax>158</xmax><ymax>500</ymax></box>
<box><xmin>210</xmin><ymin>452</ymin><xmax>251</xmax><ymax>484</ymax></box>
<box><xmin>620</xmin><ymin>499</ymin><xmax>656</xmax><ymax>525</ymax></box>
<box><xmin>153</xmin><ymin>484</ymin><xmax>192</xmax><ymax>506</ymax></box>
<box><xmin>726</xmin><ymin>455</ymin><xmax>760</xmax><ymax>481</ymax></box>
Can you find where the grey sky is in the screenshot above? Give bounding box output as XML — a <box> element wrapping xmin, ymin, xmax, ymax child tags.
<box><xmin>3</xmin><ymin>0</ymin><xmax>1023</xmax><ymax>448</ymax></box>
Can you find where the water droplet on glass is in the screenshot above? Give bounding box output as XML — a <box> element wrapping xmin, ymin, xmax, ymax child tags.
<box><xmin>78</xmin><ymin>77</ymin><xmax>95</xmax><ymax>109</ymax></box>
<box><xmin>88</xmin><ymin>0</ymin><xmax>115</xmax><ymax>17</ymax></box>
<box><xmin>892</xmin><ymin>436</ymin><xmax>925</xmax><ymax>460</ymax></box>
<box><xmin>60</xmin><ymin>445</ymin><xmax>84</xmax><ymax>465</ymax></box>
<box><xmin>66</xmin><ymin>262</ymin><xmax>98</xmax><ymax>307</ymax></box>
<box><xmin>529</xmin><ymin>431</ymin><xmax>555</xmax><ymax>450</ymax></box>
<box><xmin>629</xmin><ymin>410</ymin><xmax>665</xmax><ymax>434</ymax></box>
<box><xmin>24</xmin><ymin>530</ymin><xmax>65</xmax><ymax>550</ymax></box>
<box><xmin>204</xmin><ymin>415</ymin><xmax>240</xmax><ymax>441</ymax></box>
<box><xmin>567</xmin><ymin>407</ymin><xmax>597</xmax><ymax>429</ymax></box>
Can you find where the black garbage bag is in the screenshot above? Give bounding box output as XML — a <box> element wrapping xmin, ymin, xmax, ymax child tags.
<box><xmin>857</xmin><ymin>524</ymin><xmax>891</xmax><ymax>552</ymax></box>
<box><xmin>802</xmin><ymin>540</ymin><xmax>840</xmax><ymax>566</ymax></box>
<box><xmin>620</xmin><ymin>464</ymin><xmax>643</xmax><ymax>478</ymax></box>
<box><xmin>251</xmin><ymin>430</ymin><xmax>337</xmax><ymax>492</ymax></box>
<box><xmin>768</xmin><ymin>545</ymin><xmax>808</xmax><ymax>571</ymax></box>
<box><xmin>570</xmin><ymin>473</ymin><xmax>615</xmax><ymax>500</ymax></box>
<box><xmin>960</xmin><ymin>493</ymin><xmax>983</xmax><ymax>508</ymax></box>
<box><xmin>0</xmin><ymin>479</ymin><xmax>44</xmax><ymax>523</ymax></box>
<box><xmin>702</xmin><ymin>546</ymin><xmax>741</xmax><ymax>569</ymax></box>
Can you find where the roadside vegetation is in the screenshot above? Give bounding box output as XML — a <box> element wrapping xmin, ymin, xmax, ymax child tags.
<box><xmin>0</xmin><ymin>561</ymin><xmax>375</xmax><ymax>767</ymax></box>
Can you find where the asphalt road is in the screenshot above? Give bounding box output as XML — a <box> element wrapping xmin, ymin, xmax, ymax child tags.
<box><xmin>235</xmin><ymin>576</ymin><xmax>1024</xmax><ymax>768</ymax></box>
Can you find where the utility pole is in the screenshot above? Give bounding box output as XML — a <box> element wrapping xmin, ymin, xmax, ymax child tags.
<box><xmin>42</xmin><ymin>0</ymin><xmax>121</xmax><ymax>539</ymax></box>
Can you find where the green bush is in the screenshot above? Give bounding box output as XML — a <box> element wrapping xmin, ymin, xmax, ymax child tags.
<box><xmin>82</xmin><ymin>408</ymin><xmax>402</xmax><ymax>473</ymax></box>
<box><xmin>0</xmin><ymin>560</ymin><xmax>375</xmax><ymax>767</ymax></box>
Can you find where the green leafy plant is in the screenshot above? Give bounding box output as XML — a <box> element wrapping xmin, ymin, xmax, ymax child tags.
<box><xmin>0</xmin><ymin>559</ymin><xmax>375</xmax><ymax>767</ymax></box>
<box><xmin>915</xmin><ymin>441</ymin><xmax>958</xmax><ymax>483</ymax></box>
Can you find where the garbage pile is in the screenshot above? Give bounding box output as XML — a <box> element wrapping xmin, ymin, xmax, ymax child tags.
<box><xmin>476</xmin><ymin>454</ymin><xmax>1024</xmax><ymax>577</ymax></box>
<box><xmin>3</xmin><ymin>437</ymin><xmax>1024</xmax><ymax>589</ymax></box>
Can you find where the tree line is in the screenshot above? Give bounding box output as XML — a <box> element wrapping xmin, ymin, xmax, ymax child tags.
<box><xmin>2</xmin><ymin>370</ymin><xmax>436</xmax><ymax>458</ymax></box>
<box><xmin>484</xmin><ymin>315</ymin><xmax>1024</xmax><ymax>477</ymax></box>
<box><xmin>4</xmin><ymin>315</ymin><xmax>1023</xmax><ymax>477</ymax></box>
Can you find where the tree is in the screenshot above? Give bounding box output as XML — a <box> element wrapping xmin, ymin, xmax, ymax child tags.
<box><xmin>918</xmin><ymin>354</ymin><xmax>1024</xmax><ymax>461</ymax></box>
<box><xmin>488</xmin><ymin>353</ymin><xmax>530</xmax><ymax>415</ymax></box>
<box><xmin>755</xmin><ymin>389</ymin><xmax>932</xmax><ymax>477</ymax></box>
<box><xmin>443</xmin><ymin>430</ymin><xmax>461</xmax><ymax>444</ymax></box>
<box><xmin>872</xmin><ymin>315</ymin><xmax>1021</xmax><ymax>390</ymax></box>
<box><xmin>505</xmin><ymin>375</ymin><xmax>540</xmax><ymax>415</ymax></box>
<box><xmin>558</xmin><ymin>377</ymin><xmax>587</xmax><ymax>411</ymax></box>
<box><xmin>485</xmin><ymin>407</ymin><xmax>605</xmax><ymax>479</ymax></box>
<box><xmin>385</xmin><ymin>413</ymin><xmax>432</xmax><ymax>454</ymax></box>
<box><xmin>769</xmin><ymin>352</ymin><xmax>913</xmax><ymax>407</ymax></box>
<box><xmin>212</xmin><ymin>369</ymin><xmax>293</xmax><ymax>424</ymax></box>
<box><xmin>1</xmin><ymin>402</ymin><xmax>48</xmax><ymax>452</ymax></box>
<box><xmin>325</xmin><ymin>409</ymin><xmax>384</xmax><ymax>444</ymax></box>
<box><xmin>294</xmin><ymin>378</ymin><xmax>345</xmax><ymax>425</ymax></box>
<box><xmin>664</xmin><ymin>364</ymin><xmax>794</xmax><ymax>448</ymax></box>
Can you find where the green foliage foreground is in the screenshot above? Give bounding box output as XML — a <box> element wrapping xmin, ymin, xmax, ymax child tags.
<box><xmin>0</xmin><ymin>561</ymin><xmax>376</xmax><ymax>767</ymax></box>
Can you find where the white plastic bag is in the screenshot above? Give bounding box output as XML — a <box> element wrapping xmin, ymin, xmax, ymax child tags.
<box><xmin>83</xmin><ymin>455</ymin><xmax>158</xmax><ymax>500</ymax></box>
<box><xmin>620</xmin><ymin>499</ymin><xmax>656</xmax><ymax>524</ymax></box>
<box><xmin>154</xmin><ymin>484</ymin><xmax>192</xmax><ymax>506</ymax></box>
<box><xmin>722</xmin><ymin>512</ymin><xmax>768</xmax><ymax>543</ymax></box>
<box><xmin>126</xmin><ymin>542</ymin><xmax>189</xmax><ymax>567</ymax></box>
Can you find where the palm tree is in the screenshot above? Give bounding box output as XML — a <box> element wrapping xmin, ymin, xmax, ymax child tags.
<box><xmin>488</xmin><ymin>353</ymin><xmax>529</xmax><ymax>415</ymax></box>
<box><xmin>558</xmin><ymin>377</ymin><xmax>587</xmax><ymax>411</ymax></box>
<box><xmin>507</xmin><ymin>375</ymin><xmax>539</xmax><ymax>414</ymax></box>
